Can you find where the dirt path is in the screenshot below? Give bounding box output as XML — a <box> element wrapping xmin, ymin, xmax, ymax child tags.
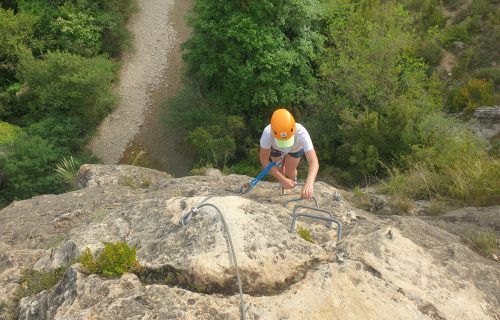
<box><xmin>120</xmin><ymin>0</ymin><xmax>194</xmax><ymax>177</ymax></box>
<box><xmin>88</xmin><ymin>0</ymin><xmax>191</xmax><ymax>173</ymax></box>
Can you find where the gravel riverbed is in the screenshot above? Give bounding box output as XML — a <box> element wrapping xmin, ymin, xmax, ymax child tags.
<box><xmin>88</xmin><ymin>0</ymin><xmax>177</xmax><ymax>164</ymax></box>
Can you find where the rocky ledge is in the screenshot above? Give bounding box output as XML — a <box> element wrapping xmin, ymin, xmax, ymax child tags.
<box><xmin>0</xmin><ymin>165</ymin><xmax>498</xmax><ymax>319</ymax></box>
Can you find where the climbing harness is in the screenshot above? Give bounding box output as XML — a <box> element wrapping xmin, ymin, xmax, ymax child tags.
<box><xmin>239</xmin><ymin>154</ymin><xmax>285</xmax><ymax>194</ymax></box>
<box><xmin>180</xmin><ymin>197</ymin><xmax>247</xmax><ymax>320</ymax></box>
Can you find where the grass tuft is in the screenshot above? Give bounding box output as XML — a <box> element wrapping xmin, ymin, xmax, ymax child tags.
<box><xmin>297</xmin><ymin>225</ymin><xmax>314</xmax><ymax>243</ymax></box>
<box><xmin>467</xmin><ymin>232</ymin><xmax>498</xmax><ymax>256</ymax></box>
<box><xmin>54</xmin><ymin>156</ymin><xmax>81</xmax><ymax>190</ymax></box>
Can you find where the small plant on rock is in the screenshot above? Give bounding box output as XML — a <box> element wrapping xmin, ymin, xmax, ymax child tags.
<box><xmin>297</xmin><ymin>225</ymin><xmax>314</xmax><ymax>243</ymax></box>
<box><xmin>80</xmin><ymin>242</ymin><xmax>142</xmax><ymax>277</ymax></box>
<box><xmin>18</xmin><ymin>267</ymin><xmax>67</xmax><ymax>297</ymax></box>
<box><xmin>389</xmin><ymin>196</ymin><xmax>415</xmax><ymax>215</ymax></box>
<box><xmin>54</xmin><ymin>156</ymin><xmax>81</xmax><ymax>190</ymax></box>
<box><xmin>467</xmin><ymin>232</ymin><xmax>498</xmax><ymax>256</ymax></box>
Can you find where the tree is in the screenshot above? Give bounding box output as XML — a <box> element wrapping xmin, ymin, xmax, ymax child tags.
<box><xmin>182</xmin><ymin>0</ymin><xmax>324</xmax><ymax>113</ymax></box>
<box><xmin>0</xmin><ymin>8</ymin><xmax>36</xmax><ymax>85</ymax></box>
<box><xmin>0</xmin><ymin>121</ymin><xmax>22</xmax><ymax>146</ymax></box>
<box><xmin>0</xmin><ymin>133</ymin><xmax>67</xmax><ymax>204</ymax></box>
<box><xmin>16</xmin><ymin>51</ymin><xmax>117</xmax><ymax>126</ymax></box>
<box><xmin>50</xmin><ymin>4</ymin><xmax>102</xmax><ymax>57</ymax></box>
<box><xmin>313</xmin><ymin>0</ymin><xmax>439</xmax><ymax>180</ymax></box>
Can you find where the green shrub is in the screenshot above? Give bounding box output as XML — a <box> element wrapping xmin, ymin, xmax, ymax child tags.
<box><xmin>92</xmin><ymin>0</ymin><xmax>137</xmax><ymax>57</ymax></box>
<box><xmin>223</xmin><ymin>146</ymin><xmax>262</xmax><ymax>178</ymax></box>
<box><xmin>297</xmin><ymin>225</ymin><xmax>314</xmax><ymax>243</ymax></box>
<box><xmin>79</xmin><ymin>248</ymin><xmax>98</xmax><ymax>273</ymax></box>
<box><xmin>426</xmin><ymin>199</ymin><xmax>452</xmax><ymax>216</ymax></box>
<box><xmin>444</xmin><ymin>157</ymin><xmax>500</xmax><ymax>206</ymax></box>
<box><xmin>384</xmin><ymin>110</ymin><xmax>500</xmax><ymax>206</ymax></box>
<box><xmin>18</xmin><ymin>267</ymin><xmax>67</xmax><ymax>297</ymax></box>
<box><xmin>416</xmin><ymin>36</ymin><xmax>443</xmax><ymax>68</ymax></box>
<box><xmin>387</xmin><ymin>152</ymin><xmax>500</xmax><ymax>207</ymax></box>
<box><xmin>54</xmin><ymin>156</ymin><xmax>81</xmax><ymax>190</ymax></box>
<box><xmin>0</xmin><ymin>133</ymin><xmax>68</xmax><ymax>204</ymax></box>
<box><xmin>440</xmin><ymin>16</ymin><xmax>477</xmax><ymax>49</ymax></box>
<box><xmin>448</xmin><ymin>79</ymin><xmax>495</xmax><ymax>113</ymax></box>
<box><xmin>185</xmin><ymin>123</ymin><xmax>238</xmax><ymax>169</ymax></box>
<box><xmin>17</xmin><ymin>51</ymin><xmax>117</xmax><ymax>126</ymax></box>
<box><xmin>468</xmin><ymin>232</ymin><xmax>498</xmax><ymax>256</ymax></box>
<box><xmin>80</xmin><ymin>242</ymin><xmax>142</xmax><ymax>277</ymax></box>
<box><xmin>388</xmin><ymin>196</ymin><xmax>415</xmax><ymax>215</ymax></box>
<box><xmin>50</xmin><ymin>4</ymin><xmax>103</xmax><ymax>57</ymax></box>
<box><xmin>408</xmin><ymin>0</ymin><xmax>447</xmax><ymax>32</ymax></box>
<box><xmin>182</xmin><ymin>0</ymin><xmax>321</xmax><ymax>110</ymax></box>
<box><xmin>26</xmin><ymin>115</ymin><xmax>87</xmax><ymax>152</ymax></box>
<box><xmin>0</xmin><ymin>122</ymin><xmax>22</xmax><ymax>146</ymax></box>
<box><xmin>0</xmin><ymin>8</ymin><xmax>36</xmax><ymax>83</ymax></box>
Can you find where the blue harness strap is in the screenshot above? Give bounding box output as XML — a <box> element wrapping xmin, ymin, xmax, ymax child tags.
<box><xmin>239</xmin><ymin>158</ymin><xmax>283</xmax><ymax>194</ymax></box>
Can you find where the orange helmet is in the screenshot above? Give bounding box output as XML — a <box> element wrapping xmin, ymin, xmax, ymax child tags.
<box><xmin>271</xmin><ymin>108</ymin><xmax>296</xmax><ymax>148</ymax></box>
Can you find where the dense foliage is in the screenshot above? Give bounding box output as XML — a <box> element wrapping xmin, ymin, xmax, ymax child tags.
<box><xmin>0</xmin><ymin>0</ymin><xmax>136</xmax><ymax>207</ymax></box>
<box><xmin>168</xmin><ymin>0</ymin><xmax>499</xmax><ymax>206</ymax></box>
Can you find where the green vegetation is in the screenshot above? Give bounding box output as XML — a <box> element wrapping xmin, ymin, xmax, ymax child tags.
<box><xmin>118</xmin><ymin>175</ymin><xmax>152</xmax><ymax>189</ymax></box>
<box><xmin>80</xmin><ymin>242</ymin><xmax>142</xmax><ymax>277</ymax></box>
<box><xmin>121</xmin><ymin>146</ymin><xmax>156</xmax><ymax>168</ymax></box>
<box><xmin>18</xmin><ymin>267</ymin><xmax>67</xmax><ymax>297</ymax></box>
<box><xmin>0</xmin><ymin>1</ymin><xmax>136</xmax><ymax>207</ymax></box>
<box><xmin>388</xmin><ymin>196</ymin><xmax>415</xmax><ymax>215</ymax></box>
<box><xmin>1</xmin><ymin>0</ymin><xmax>498</xmax><ymax>209</ymax></box>
<box><xmin>349</xmin><ymin>186</ymin><xmax>371</xmax><ymax>211</ymax></box>
<box><xmin>0</xmin><ymin>121</ymin><xmax>21</xmax><ymax>145</ymax></box>
<box><xmin>426</xmin><ymin>199</ymin><xmax>452</xmax><ymax>216</ymax></box>
<box><xmin>165</xmin><ymin>0</ymin><xmax>499</xmax><ymax>209</ymax></box>
<box><xmin>297</xmin><ymin>225</ymin><xmax>314</xmax><ymax>243</ymax></box>
<box><xmin>54</xmin><ymin>156</ymin><xmax>81</xmax><ymax>190</ymax></box>
<box><xmin>0</xmin><ymin>267</ymin><xmax>68</xmax><ymax>319</ymax></box>
<box><xmin>467</xmin><ymin>232</ymin><xmax>498</xmax><ymax>256</ymax></box>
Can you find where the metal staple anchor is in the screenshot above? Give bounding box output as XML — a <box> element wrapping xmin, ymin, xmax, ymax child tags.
<box><xmin>280</xmin><ymin>179</ymin><xmax>306</xmax><ymax>196</ymax></box>
<box><xmin>180</xmin><ymin>207</ymin><xmax>200</xmax><ymax>226</ymax></box>
<box><xmin>289</xmin><ymin>205</ymin><xmax>342</xmax><ymax>241</ymax></box>
<box><xmin>283</xmin><ymin>197</ymin><xmax>319</xmax><ymax>208</ymax></box>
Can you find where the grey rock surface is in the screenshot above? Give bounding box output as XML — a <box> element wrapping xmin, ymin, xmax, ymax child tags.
<box><xmin>420</xmin><ymin>206</ymin><xmax>500</xmax><ymax>238</ymax></box>
<box><xmin>0</xmin><ymin>164</ymin><xmax>498</xmax><ymax>320</ymax></box>
<box><xmin>469</xmin><ymin>106</ymin><xmax>500</xmax><ymax>140</ymax></box>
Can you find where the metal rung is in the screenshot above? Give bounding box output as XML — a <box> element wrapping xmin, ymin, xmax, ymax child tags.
<box><xmin>289</xmin><ymin>205</ymin><xmax>342</xmax><ymax>241</ymax></box>
<box><xmin>280</xmin><ymin>180</ymin><xmax>305</xmax><ymax>196</ymax></box>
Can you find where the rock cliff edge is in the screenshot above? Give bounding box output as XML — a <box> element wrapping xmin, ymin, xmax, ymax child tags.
<box><xmin>0</xmin><ymin>165</ymin><xmax>498</xmax><ymax>319</ymax></box>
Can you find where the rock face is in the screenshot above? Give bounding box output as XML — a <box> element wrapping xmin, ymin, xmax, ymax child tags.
<box><xmin>0</xmin><ymin>164</ymin><xmax>498</xmax><ymax>320</ymax></box>
<box><xmin>469</xmin><ymin>106</ymin><xmax>500</xmax><ymax>140</ymax></box>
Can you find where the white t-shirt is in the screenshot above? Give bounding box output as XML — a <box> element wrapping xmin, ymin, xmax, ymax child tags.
<box><xmin>260</xmin><ymin>123</ymin><xmax>314</xmax><ymax>154</ymax></box>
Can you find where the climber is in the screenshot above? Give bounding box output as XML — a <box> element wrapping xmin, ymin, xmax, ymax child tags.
<box><xmin>259</xmin><ymin>108</ymin><xmax>319</xmax><ymax>199</ymax></box>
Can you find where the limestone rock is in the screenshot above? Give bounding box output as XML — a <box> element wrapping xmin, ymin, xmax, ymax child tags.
<box><xmin>469</xmin><ymin>106</ymin><xmax>500</xmax><ymax>141</ymax></box>
<box><xmin>0</xmin><ymin>165</ymin><xmax>498</xmax><ymax>320</ymax></box>
<box><xmin>420</xmin><ymin>206</ymin><xmax>500</xmax><ymax>238</ymax></box>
